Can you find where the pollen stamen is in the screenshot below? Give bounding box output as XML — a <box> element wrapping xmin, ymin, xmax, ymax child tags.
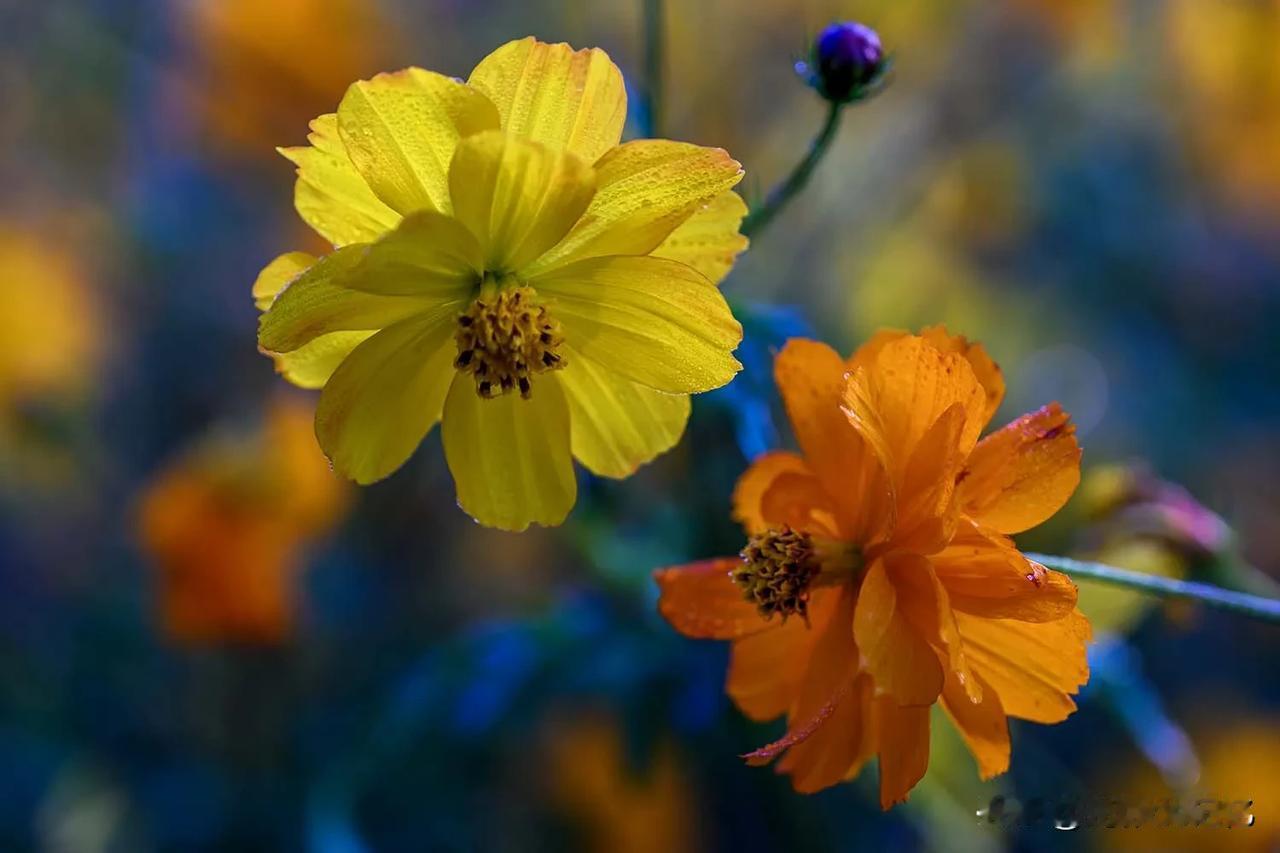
<box><xmin>735</xmin><ymin>527</ymin><xmax>821</xmax><ymax>623</ymax></box>
<box><xmin>453</xmin><ymin>285</ymin><xmax>566</xmax><ymax>399</ymax></box>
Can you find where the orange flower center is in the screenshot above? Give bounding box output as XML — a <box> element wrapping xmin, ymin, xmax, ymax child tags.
<box><xmin>735</xmin><ymin>527</ymin><xmax>822</xmax><ymax>623</ymax></box>
<box><xmin>454</xmin><ymin>284</ymin><xmax>565</xmax><ymax>399</ymax></box>
<box><xmin>734</xmin><ymin>527</ymin><xmax>863</xmax><ymax>623</ymax></box>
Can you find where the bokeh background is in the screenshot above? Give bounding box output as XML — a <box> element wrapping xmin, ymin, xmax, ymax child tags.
<box><xmin>2</xmin><ymin>0</ymin><xmax>1279</xmax><ymax>850</ymax></box>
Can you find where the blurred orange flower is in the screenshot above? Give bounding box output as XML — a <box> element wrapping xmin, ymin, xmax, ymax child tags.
<box><xmin>137</xmin><ymin>396</ymin><xmax>347</xmax><ymax>645</ymax></box>
<box><xmin>656</xmin><ymin>327</ymin><xmax>1090</xmax><ymax>806</ymax></box>
<box><xmin>182</xmin><ymin>0</ymin><xmax>395</xmax><ymax>158</ymax></box>
<box><xmin>546</xmin><ymin>714</ymin><xmax>697</xmax><ymax>853</ymax></box>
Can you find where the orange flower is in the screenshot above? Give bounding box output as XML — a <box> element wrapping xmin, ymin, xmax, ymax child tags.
<box><xmin>545</xmin><ymin>714</ymin><xmax>697</xmax><ymax>853</ymax></box>
<box><xmin>655</xmin><ymin>327</ymin><xmax>1090</xmax><ymax>806</ymax></box>
<box><xmin>137</xmin><ymin>396</ymin><xmax>347</xmax><ymax>644</ymax></box>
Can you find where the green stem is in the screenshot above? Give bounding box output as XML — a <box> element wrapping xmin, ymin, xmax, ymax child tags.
<box><xmin>741</xmin><ymin>101</ymin><xmax>844</xmax><ymax>239</ymax></box>
<box><xmin>1026</xmin><ymin>553</ymin><xmax>1280</xmax><ymax>625</ymax></box>
<box><xmin>640</xmin><ymin>0</ymin><xmax>665</xmax><ymax>138</ymax></box>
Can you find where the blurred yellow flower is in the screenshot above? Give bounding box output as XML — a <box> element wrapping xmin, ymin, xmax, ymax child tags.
<box><xmin>256</xmin><ymin>37</ymin><xmax>748</xmax><ymax>531</ymax></box>
<box><xmin>546</xmin><ymin>714</ymin><xmax>696</xmax><ymax>853</ymax></box>
<box><xmin>1097</xmin><ymin>717</ymin><xmax>1280</xmax><ymax>851</ymax></box>
<box><xmin>0</xmin><ymin>228</ymin><xmax>103</xmax><ymax>489</ymax></box>
<box><xmin>1167</xmin><ymin>0</ymin><xmax>1280</xmax><ymax>213</ymax></box>
<box><xmin>0</xmin><ymin>230</ymin><xmax>100</xmax><ymax>409</ymax></box>
<box><xmin>137</xmin><ymin>397</ymin><xmax>347</xmax><ymax>645</ymax></box>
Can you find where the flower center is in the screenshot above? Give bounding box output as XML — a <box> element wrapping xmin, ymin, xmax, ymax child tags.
<box><xmin>733</xmin><ymin>527</ymin><xmax>863</xmax><ymax>623</ymax></box>
<box><xmin>454</xmin><ymin>283</ymin><xmax>565</xmax><ymax>399</ymax></box>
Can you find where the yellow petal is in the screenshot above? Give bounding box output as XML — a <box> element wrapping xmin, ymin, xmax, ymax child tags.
<box><xmin>652</xmin><ymin>189</ymin><xmax>749</xmax><ymax>285</ymax></box>
<box><xmin>531</xmin><ymin>255</ymin><xmax>742</xmax><ymax>393</ymax></box>
<box><xmin>313</xmin><ymin>308</ymin><xmax>458</xmax><ymax>484</ymax></box>
<box><xmin>269</xmin><ymin>331</ymin><xmax>374</xmax><ymax>390</ymax></box>
<box><xmin>557</xmin><ymin>346</ymin><xmax>689</xmax><ymax>478</ymax></box>
<box><xmin>337</xmin><ymin>68</ymin><xmax>501</xmax><ymax>215</ymax></box>
<box><xmin>252</xmin><ymin>251</ymin><xmax>315</xmax><ymax>311</ymax></box>
<box><xmin>526</xmin><ymin>140</ymin><xmax>744</xmax><ymax>276</ymax></box>
<box><xmin>441</xmin><ymin>371</ymin><xmax>577</xmax><ymax>531</ymax></box>
<box><xmin>342</xmin><ymin>211</ymin><xmax>482</xmax><ymax>297</ymax></box>
<box><xmin>258</xmin><ymin>247</ymin><xmax>446</xmax><ymax>353</ymax></box>
<box><xmin>467</xmin><ymin>37</ymin><xmax>626</xmax><ymax>163</ymax></box>
<box><xmin>279</xmin><ymin>115</ymin><xmax>401</xmax><ymax>246</ymax></box>
<box><xmin>447</xmin><ymin>130</ymin><xmax>596</xmax><ymax>272</ymax></box>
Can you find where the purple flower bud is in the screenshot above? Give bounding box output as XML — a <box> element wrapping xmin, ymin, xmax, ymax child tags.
<box><xmin>807</xmin><ymin>22</ymin><xmax>886</xmax><ymax>103</ymax></box>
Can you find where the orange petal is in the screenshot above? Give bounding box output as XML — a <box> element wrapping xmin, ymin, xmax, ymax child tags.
<box><xmin>775</xmin><ymin>339</ymin><xmax>892</xmax><ymax>542</ymax></box>
<box><xmin>843</xmin><ymin>335</ymin><xmax>989</xmax><ymax>487</ymax></box>
<box><xmin>918</xmin><ymin>325</ymin><xmax>1006</xmax><ymax>427</ymax></box>
<box><xmin>940</xmin><ymin>669</ymin><xmax>1009</xmax><ymax>780</ymax></box>
<box><xmin>953</xmin><ymin>609</ymin><xmax>1091</xmax><ymax>723</ymax></box>
<box><xmin>730</xmin><ymin>451</ymin><xmax>812</xmax><ymax>535</ymax></box>
<box><xmin>850</xmin><ymin>326</ymin><xmax>1005</xmax><ymax>426</ymax></box>
<box><xmin>727</xmin><ymin>617</ymin><xmax>812</xmax><ymax>721</ymax></box>
<box><xmin>776</xmin><ymin>676</ymin><xmax>876</xmax><ymax>793</ymax></box>
<box><xmin>853</xmin><ymin>556</ymin><xmax>943</xmax><ymax>706</ymax></box>
<box><xmin>741</xmin><ymin>588</ymin><xmax>856</xmax><ymax>772</ymax></box>
<box><xmin>958</xmin><ymin>403</ymin><xmax>1082</xmax><ymax>534</ymax></box>
<box><xmin>759</xmin><ymin>471</ymin><xmax>841</xmax><ymax>537</ymax></box>
<box><xmin>873</xmin><ymin>697</ymin><xmax>931</xmax><ymax>808</ymax></box>
<box><xmin>654</xmin><ymin>558</ymin><xmax>768</xmax><ymax>640</ymax></box>
<box><xmin>891</xmin><ymin>403</ymin><xmax>968</xmax><ymax>554</ymax></box>
<box><xmin>847</xmin><ymin>328</ymin><xmax>909</xmax><ymax>372</ymax></box>
<box><xmin>742</xmin><ymin>681</ymin><xmax>849</xmax><ymax>767</ymax></box>
<box><xmin>934</xmin><ymin>521</ymin><xmax>1078</xmax><ymax>622</ymax></box>
<box><xmin>889</xmin><ymin>552</ymin><xmax>982</xmax><ymax>704</ymax></box>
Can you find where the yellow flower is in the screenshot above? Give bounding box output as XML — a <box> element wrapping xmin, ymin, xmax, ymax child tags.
<box><xmin>256</xmin><ymin>38</ymin><xmax>748</xmax><ymax>531</ymax></box>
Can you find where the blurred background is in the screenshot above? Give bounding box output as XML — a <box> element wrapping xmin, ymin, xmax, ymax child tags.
<box><xmin>2</xmin><ymin>0</ymin><xmax>1279</xmax><ymax>850</ymax></box>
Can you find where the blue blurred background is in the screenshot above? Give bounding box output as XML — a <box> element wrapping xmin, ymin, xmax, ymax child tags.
<box><xmin>2</xmin><ymin>0</ymin><xmax>1278</xmax><ymax>850</ymax></box>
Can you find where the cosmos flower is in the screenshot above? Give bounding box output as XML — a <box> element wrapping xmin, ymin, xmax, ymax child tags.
<box><xmin>545</xmin><ymin>714</ymin><xmax>696</xmax><ymax>853</ymax></box>
<box><xmin>137</xmin><ymin>397</ymin><xmax>347</xmax><ymax>645</ymax></box>
<box><xmin>655</xmin><ymin>327</ymin><xmax>1091</xmax><ymax>806</ymax></box>
<box><xmin>256</xmin><ymin>37</ymin><xmax>748</xmax><ymax>531</ymax></box>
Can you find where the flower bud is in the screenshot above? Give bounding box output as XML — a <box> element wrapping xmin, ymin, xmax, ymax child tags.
<box><xmin>800</xmin><ymin>21</ymin><xmax>888</xmax><ymax>104</ymax></box>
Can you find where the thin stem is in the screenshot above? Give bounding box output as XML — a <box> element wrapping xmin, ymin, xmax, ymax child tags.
<box><xmin>1026</xmin><ymin>553</ymin><xmax>1280</xmax><ymax>625</ymax></box>
<box><xmin>640</xmin><ymin>0</ymin><xmax>665</xmax><ymax>138</ymax></box>
<box><xmin>741</xmin><ymin>101</ymin><xmax>844</xmax><ymax>239</ymax></box>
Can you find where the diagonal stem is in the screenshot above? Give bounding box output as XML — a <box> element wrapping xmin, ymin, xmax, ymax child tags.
<box><xmin>741</xmin><ymin>101</ymin><xmax>844</xmax><ymax>239</ymax></box>
<box><xmin>640</xmin><ymin>0</ymin><xmax>665</xmax><ymax>138</ymax></box>
<box><xmin>1027</xmin><ymin>553</ymin><xmax>1280</xmax><ymax>624</ymax></box>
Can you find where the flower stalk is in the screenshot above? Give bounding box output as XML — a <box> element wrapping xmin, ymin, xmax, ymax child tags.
<box><xmin>1027</xmin><ymin>553</ymin><xmax>1280</xmax><ymax>624</ymax></box>
<box><xmin>640</xmin><ymin>0</ymin><xmax>665</xmax><ymax>138</ymax></box>
<box><xmin>741</xmin><ymin>101</ymin><xmax>843</xmax><ymax>239</ymax></box>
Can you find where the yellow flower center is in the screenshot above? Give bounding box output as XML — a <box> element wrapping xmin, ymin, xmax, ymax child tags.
<box><xmin>453</xmin><ymin>281</ymin><xmax>565</xmax><ymax>399</ymax></box>
<box><xmin>734</xmin><ymin>527</ymin><xmax>863</xmax><ymax>623</ymax></box>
